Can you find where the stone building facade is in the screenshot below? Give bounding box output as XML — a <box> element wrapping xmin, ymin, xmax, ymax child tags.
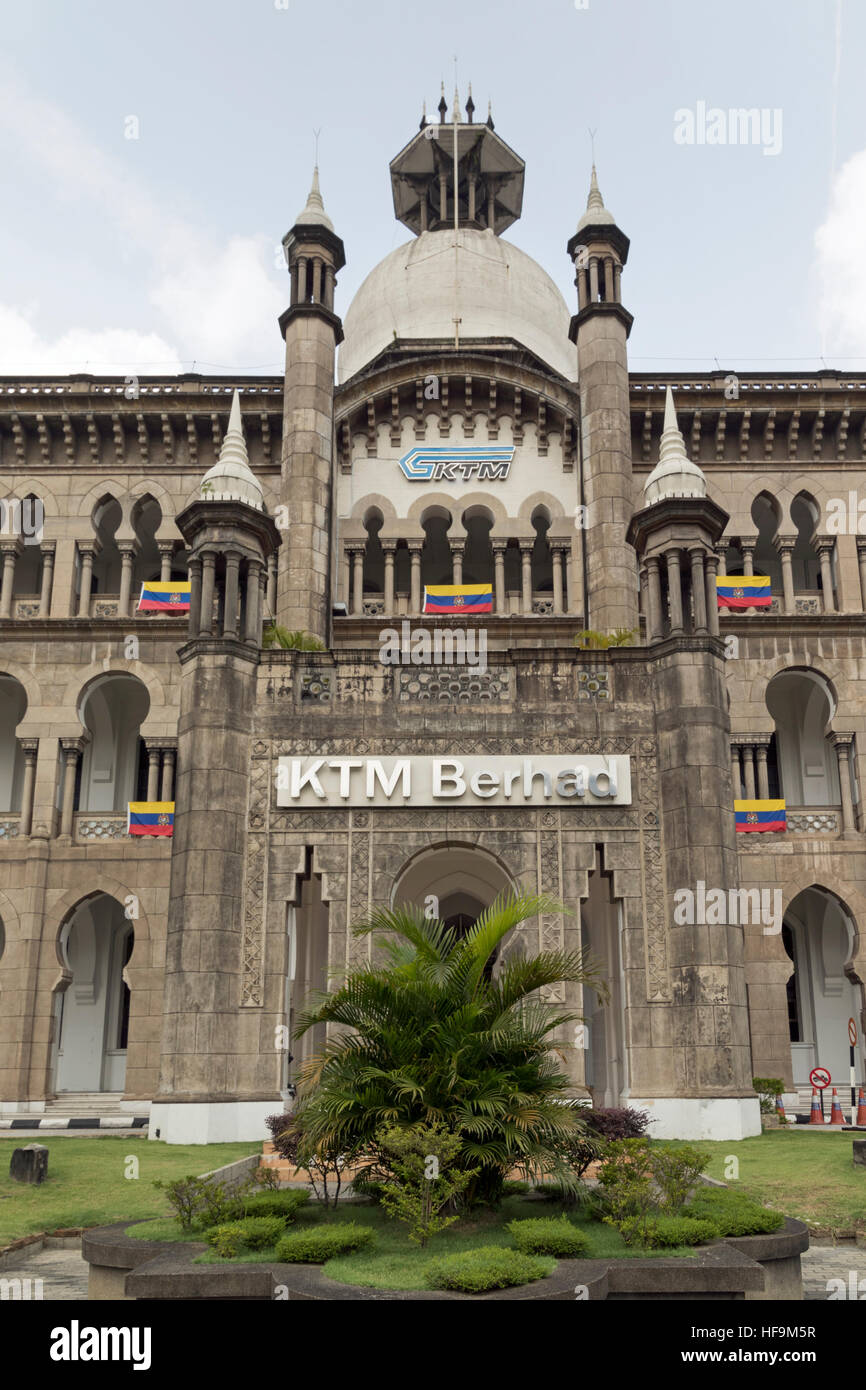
<box><xmin>0</xmin><ymin>98</ymin><xmax>864</xmax><ymax>1142</ymax></box>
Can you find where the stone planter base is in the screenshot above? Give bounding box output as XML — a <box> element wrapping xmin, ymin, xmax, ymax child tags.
<box><xmin>81</xmin><ymin>1217</ymin><xmax>808</xmax><ymax>1302</ymax></box>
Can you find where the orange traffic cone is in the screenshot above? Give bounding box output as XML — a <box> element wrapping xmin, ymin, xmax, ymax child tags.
<box><xmin>829</xmin><ymin>1088</ymin><xmax>846</xmax><ymax>1125</ymax></box>
<box><xmin>809</xmin><ymin>1087</ymin><xmax>823</xmax><ymax>1124</ymax></box>
<box><xmin>856</xmin><ymin>1087</ymin><xmax>866</xmax><ymax>1126</ymax></box>
<box><xmin>775</xmin><ymin>1094</ymin><xmax>786</xmax><ymax>1123</ymax></box>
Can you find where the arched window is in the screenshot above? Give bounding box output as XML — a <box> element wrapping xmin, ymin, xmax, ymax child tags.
<box><xmin>750</xmin><ymin>492</ymin><xmax>782</xmax><ymax>590</ymax></box>
<box><xmin>530</xmin><ymin>506</ymin><xmax>553</xmax><ymax>594</ymax></box>
<box><xmin>765</xmin><ymin>670</ymin><xmax>839</xmax><ymax>806</ymax></box>
<box><xmin>12</xmin><ymin>495</ymin><xmax>44</xmax><ymax>600</ymax></box>
<box><xmin>53</xmin><ymin>894</ymin><xmax>135</xmax><ymax>1094</ymax></box>
<box><xmin>89</xmin><ymin>496</ymin><xmax>122</xmax><ymax>596</ymax></box>
<box><xmin>362</xmin><ymin>508</ymin><xmax>384</xmax><ymax>596</ymax></box>
<box><xmin>0</xmin><ymin>675</ymin><xmax>27</xmax><ymax>813</ymax></box>
<box><xmin>420</xmin><ymin>508</ymin><xmax>452</xmax><ymax>587</ymax></box>
<box><xmin>78</xmin><ymin>674</ymin><xmax>150</xmax><ymax>813</ymax></box>
<box><xmin>131</xmin><ymin>495</ymin><xmax>162</xmax><ymax>589</ymax></box>
<box><xmin>461</xmin><ymin>506</ymin><xmax>493</xmax><ymax>585</ymax></box>
<box><xmin>790</xmin><ymin>493</ymin><xmax>821</xmax><ymax>592</ymax></box>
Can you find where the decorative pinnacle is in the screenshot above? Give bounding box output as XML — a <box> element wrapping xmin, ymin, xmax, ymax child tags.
<box><xmin>295</xmin><ymin>166</ymin><xmax>334</xmax><ymax>231</ymax></box>
<box><xmin>487</xmin><ymin>98</ymin><xmax>494</xmax><ymax>130</ymax></box>
<box><xmin>659</xmin><ymin>386</ymin><xmax>688</xmax><ymax>464</ymax></box>
<box><xmin>438</xmin><ymin>82</ymin><xmax>448</xmax><ymax>123</ymax></box>
<box><xmin>452</xmin><ymin>84</ymin><xmax>460</xmax><ymax>123</ymax></box>
<box><xmin>465</xmin><ymin>83</ymin><xmax>474</xmax><ymax>122</ymax></box>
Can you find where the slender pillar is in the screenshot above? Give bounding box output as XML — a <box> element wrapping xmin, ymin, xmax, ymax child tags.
<box><xmin>832</xmin><ymin>734</ymin><xmax>856</xmax><ymax>835</ymax></box>
<box><xmin>266</xmin><ymin>553</ymin><xmax>277</xmax><ymax>618</ymax></box>
<box><xmin>739</xmin><ymin>541</ymin><xmax>757</xmax><ymax>615</ymax></box>
<box><xmin>742</xmin><ymin>744</ymin><xmax>757</xmax><ymax>800</ymax></box>
<box><xmin>858</xmin><ymin>540</ymin><xmax>866</xmax><ymax>614</ymax></box>
<box><xmin>816</xmin><ymin>539</ymin><xmax>836</xmax><ymax>613</ymax></box>
<box><xmin>704</xmin><ymin>550</ymin><xmax>720</xmax><ymax>637</ymax></box>
<box><xmin>146</xmin><ymin>745</ymin><xmax>161</xmax><ymax>802</ymax></box>
<box><xmin>199</xmin><ymin>551</ymin><xmax>216</xmax><ymax>637</ymax></box>
<box><xmin>160</xmin><ymin>746</ymin><xmax>176</xmax><ymax>802</ymax></box>
<box><xmin>730</xmin><ymin>745</ymin><xmax>742</xmax><ymax>800</ymax></box>
<box><xmin>245</xmin><ymin>559</ymin><xmax>263</xmax><ymax>645</ymax></box>
<box><xmin>59</xmin><ymin>737</ymin><xmax>85</xmax><ymax>838</ymax></box>
<box><xmin>19</xmin><ymin>739</ymin><xmax>38</xmax><ymax>837</ymax></box>
<box><xmin>383</xmin><ymin>543</ymin><xmax>396</xmax><ymax>614</ymax></box>
<box><xmin>187</xmin><ymin>556</ymin><xmax>202</xmax><ymax>638</ymax></box>
<box><xmin>0</xmin><ymin>541</ymin><xmax>20</xmax><ymax>619</ymax></box>
<box><xmin>409</xmin><ymin>542</ymin><xmax>422</xmax><ymax>614</ymax></box>
<box><xmin>450</xmin><ymin>541</ymin><xmax>464</xmax><ymax>587</ymax></box>
<box><xmin>493</xmin><ymin>541</ymin><xmax>506</xmax><ymax>614</ymax></box>
<box><xmin>775</xmin><ymin>538</ymin><xmax>796</xmax><ymax>615</ymax></box>
<box><xmin>39</xmin><ymin>542</ymin><xmax>56</xmax><ymax>618</ymax></box>
<box><xmin>158</xmin><ymin>541</ymin><xmax>174</xmax><ymax>582</ymax></box>
<box><xmin>520</xmin><ymin>543</ymin><xmax>533</xmax><ymax>615</ymax></box>
<box><xmin>646</xmin><ymin>556</ymin><xmax>663</xmax><ymax>641</ymax></box>
<box><xmin>552</xmin><ymin>546</ymin><xmax>565</xmax><ymax>615</ymax></box>
<box><xmin>755</xmin><ymin>741</ymin><xmax>770</xmax><ymax>801</ymax></box>
<box><xmin>666</xmin><ymin>549</ymin><xmax>683</xmax><ymax>634</ymax></box>
<box><xmin>351</xmin><ymin>546</ymin><xmax>364</xmax><ymax>616</ymax></box>
<box><xmin>77</xmin><ymin>542</ymin><xmax>98</xmax><ymax>619</ymax></box>
<box><xmin>690</xmin><ymin>547</ymin><xmax>708</xmax><ymax>634</ymax></box>
<box><xmin>118</xmin><ymin>542</ymin><xmax>136</xmax><ymax>618</ymax></box>
<box><xmin>223</xmin><ymin>551</ymin><xmax>241</xmax><ymax>639</ymax></box>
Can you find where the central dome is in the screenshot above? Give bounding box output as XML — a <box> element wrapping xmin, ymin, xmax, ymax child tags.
<box><xmin>338</xmin><ymin>228</ymin><xmax>575</xmax><ymax>384</ymax></box>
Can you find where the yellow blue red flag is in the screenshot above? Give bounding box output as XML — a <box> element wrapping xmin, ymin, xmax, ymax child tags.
<box><xmin>137</xmin><ymin>581</ymin><xmax>190</xmax><ymax>613</ymax></box>
<box><xmin>423</xmin><ymin>584</ymin><xmax>492</xmax><ymax>614</ymax></box>
<box><xmin>127</xmin><ymin>802</ymin><xmax>175</xmax><ymax>836</ymax></box>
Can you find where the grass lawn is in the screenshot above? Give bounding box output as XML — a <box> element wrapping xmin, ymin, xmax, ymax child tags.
<box><xmin>664</xmin><ymin>1130</ymin><xmax>866</xmax><ymax>1231</ymax></box>
<box><xmin>0</xmin><ymin>1137</ymin><xmax>258</xmax><ymax>1248</ymax></box>
<box><xmin>129</xmin><ymin>1195</ymin><xmax>700</xmax><ymax>1290</ymax></box>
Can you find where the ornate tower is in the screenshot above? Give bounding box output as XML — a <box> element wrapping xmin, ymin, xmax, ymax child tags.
<box><xmin>626</xmin><ymin>390</ymin><xmax>758</xmax><ymax>1137</ymax></box>
<box><xmin>277</xmin><ymin>170</ymin><xmax>345</xmax><ymax>641</ymax></box>
<box><xmin>568</xmin><ymin>168</ymin><xmax>639</xmax><ymax>634</ymax></box>
<box><xmin>152</xmin><ymin>392</ymin><xmax>281</xmax><ymax>1143</ymax></box>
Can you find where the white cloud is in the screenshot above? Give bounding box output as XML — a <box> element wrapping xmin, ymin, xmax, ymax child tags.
<box><xmin>0</xmin><ymin>69</ymin><xmax>286</xmax><ymax>372</ymax></box>
<box><xmin>815</xmin><ymin>149</ymin><xmax>866</xmax><ymax>356</ymax></box>
<box><xmin>0</xmin><ymin>304</ymin><xmax>182</xmax><ymax>375</ymax></box>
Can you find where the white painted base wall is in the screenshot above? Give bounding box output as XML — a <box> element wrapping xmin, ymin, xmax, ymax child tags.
<box><xmin>628</xmin><ymin>1096</ymin><xmax>762</xmax><ymax>1140</ymax></box>
<box><xmin>148</xmin><ymin>1100</ymin><xmax>280</xmax><ymax>1145</ymax></box>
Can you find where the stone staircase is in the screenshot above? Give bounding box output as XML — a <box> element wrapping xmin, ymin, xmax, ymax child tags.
<box><xmin>0</xmin><ymin>1094</ymin><xmax>150</xmax><ymax>1130</ymax></box>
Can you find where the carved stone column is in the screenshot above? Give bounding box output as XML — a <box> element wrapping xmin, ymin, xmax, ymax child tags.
<box><xmin>857</xmin><ymin>539</ymin><xmax>866</xmax><ymax>615</ymax></box>
<box><xmin>160</xmin><ymin>744</ymin><xmax>177</xmax><ymax>802</ymax></box>
<box><xmin>59</xmin><ymin>736</ymin><xmax>87</xmax><ymax>838</ymax></box>
<box><xmin>19</xmin><ymin>739</ymin><xmax>38</xmax><ymax>837</ymax></box>
<box><xmin>382</xmin><ymin>543</ymin><xmax>396</xmax><ymax>614</ymax></box>
<box><xmin>741</xmin><ymin>743</ymin><xmax>757</xmax><ymax>800</ymax></box>
<box><xmin>409</xmin><ymin>542</ymin><xmax>423</xmax><ymax>615</ymax></box>
<box><xmin>492</xmin><ymin>541</ymin><xmax>507</xmax><ymax>614</ymax></box>
<box><xmin>223</xmin><ymin>550</ymin><xmax>241</xmax><ymax>639</ymax></box>
<box><xmin>187</xmin><ymin>556</ymin><xmax>202</xmax><ymax>638</ymax></box>
<box><xmin>704</xmin><ymin>549</ymin><xmax>720</xmax><ymax>637</ymax></box>
<box><xmin>520</xmin><ymin>543</ymin><xmax>533</xmax><ymax>615</ymax></box>
<box><xmin>450</xmin><ymin>540</ymin><xmax>464</xmax><ymax>587</ymax></box>
<box><xmin>665</xmin><ymin>549</ymin><xmax>683</xmax><ymax>634</ymax></box>
<box><xmin>552</xmin><ymin>545</ymin><xmax>566</xmax><ymax>615</ymax></box>
<box><xmin>690</xmin><ymin>547</ymin><xmax>707</xmax><ymax>634</ymax></box>
<box><xmin>0</xmin><ymin>540</ymin><xmax>21</xmax><ymax>619</ymax></box>
<box><xmin>730</xmin><ymin>744</ymin><xmax>742</xmax><ymax>800</ymax></box>
<box><xmin>646</xmin><ymin>556</ymin><xmax>663</xmax><ymax>641</ymax></box>
<box><xmin>199</xmin><ymin>551</ymin><xmax>216</xmax><ymax>637</ymax></box>
<box><xmin>831</xmin><ymin>733</ymin><xmax>857</xmax><ymax>836</ymax></box>
<box><xmin>350</xmin><ymin>546</ymin><xmax>364</xmax><ymax>616</ymax></box>
<box><xmin>117</xmin><ymin>541</ymin><xmax>138</xmax><ymax>618</ymax></box>
<box><xmin>815</xmin><ymin>537</ymin><xmax>837</xmax><ymax>613</ymax></box>
<box><xmin>740</xmin><ymin>540</ymin><xmax>756</xmax><ymax>616</ymax></box>
<box><xmin>775</xmin><ymin>536</ymin><xmax>796</xmax><ymax>615</ymax></box>
<box><xmin>754</xmin><ymin>736</ymin><xmax>772</xmax><ymax>801</ymax></box>
<box><xmin>245</xmin><ymin>558</ymin><xmax>263</xmax><ymax>646</ymax></box>
<box><xmin>39</xmin><ymin>541</ymin><xmax>56</xmax><ymax>618</ymax></box>
<box><xmin>77</xmin><ymin>541</ymin><xmax>100</xmax><ymax>619</ymax></box>
<box><xmin>158</xmin><ymin>541</ymin><xmax>175</xmax><ymax>582</ymax></box>
<box><xmin>145</xmin><ymin>743</ymin><xmax>162</xmax><ymax>802</ymax></box>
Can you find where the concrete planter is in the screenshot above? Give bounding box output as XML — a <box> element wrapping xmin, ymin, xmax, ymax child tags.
<box><xmin>82</xmin><ymin>1217</ymin><xmax>808</xmax><ymax>1302</ymax></box>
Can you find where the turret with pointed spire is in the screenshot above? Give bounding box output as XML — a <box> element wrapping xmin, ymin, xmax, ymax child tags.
<box><xmin>278</xmin><ymin>167</ymin><xmax>346</xmax><ymax>640</ymax></box>
<box><xmin>568</xmin><ymin>163</ymin><xmax>637</xmax><ymax>633</ymax></box>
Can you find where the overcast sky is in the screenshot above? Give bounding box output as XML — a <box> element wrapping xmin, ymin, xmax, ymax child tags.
<box><xmin>0</xmin><ymin>0</ymin><xmax>863</xmax><ymax>377</ymax></box>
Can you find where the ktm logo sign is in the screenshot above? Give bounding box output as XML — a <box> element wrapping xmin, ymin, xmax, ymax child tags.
<box><xmin>398</xmin><ymin>446</ymin><xmax>515</xmax><ymax>482</ymax></box>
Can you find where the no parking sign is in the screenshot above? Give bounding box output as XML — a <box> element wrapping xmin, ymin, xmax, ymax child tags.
<box><xmin>809</xmin><ymin>1066</ymin><xmax>831</xmax><ymax>1090</ymax></box>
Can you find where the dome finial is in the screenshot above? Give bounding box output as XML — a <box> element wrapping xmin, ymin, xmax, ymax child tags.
<box><xmin>576</xmin><ymin>161</ymin><xmax>616</xmax><ymax>232</ymax></box>
<box><xmin>486</xmin><ymin>98</ymin><xmax>494</xmax><ymax>130</ymax></box>
<box><xmin>438</xmin><ymin>82</ymin><xmax>447</xmax><ymax>123</ymax></box>
<box><xmin>294</xmin><ymin>165</ymin><xmax>334</xmax><ymax>232</ymax></box>
<box><xmin>643</xmin><ymin>387</ymin><xmax>708</xmax><ymax>504</ymax></box>
<box><xmin>465</xmin><ymin>83</ymin><xmax>474</xmax><ymax>122</ymax></box>
<box><xmin>199</xmin><ymin>390</ymin><xmax>265</xmax><ymax>511</ymax></box>
<box><xmin>420</xmin><ymin>99</ymin><xmax>427</xmax><ymax>130</ymax></box>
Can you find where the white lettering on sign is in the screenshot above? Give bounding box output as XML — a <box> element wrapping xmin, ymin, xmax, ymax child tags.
<box><xmin>276</xmin><ymin>756</ymin><xmax>631</xmax><ymax>809</ymax></box>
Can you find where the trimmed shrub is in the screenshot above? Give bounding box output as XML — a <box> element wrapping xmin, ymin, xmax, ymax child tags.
<box><xmin>617</xmin><ymin>1214</ymin><xmax>720</xmax><ymax>1249</ymax></box>
<box><xmin>240</xmin><ymin>1189</ymin><xmax>309</xmax><ymax>1222</ymax></box>
<box><xmin>685</xmin><ymin>1187</ymin><xmax>785</xmax><ymax>1236</ymax></box>
<box><xmin>584</xmin><ymin>1107</ymin><xmax>652</xmax><ymax>1143</ymax></box>
<box><xmin>425</xmin><ymin>1246</ymin><xmax>553</xmax><ymax>1293</ymax></box>
<box><xmin>274</xmin><ymin>1223</ymin><xmax>376</xmax><ymax>1263</ymax></box>
<box><xmin>205</xmin><ymin>1216</ymin><xmax>287</xmax><ymax>1258</ymax></box>
<box><xmin>506</xmin><ymin>1217</ymin><xmax>589</xmax><ymax>1257</ymax></box>
<box><xmin>650</xmin><ymin>1145</ymin><xmax>711</xmax><ymax>1211</ymax></box>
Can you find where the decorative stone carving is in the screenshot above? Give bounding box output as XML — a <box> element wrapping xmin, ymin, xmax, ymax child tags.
<box><xmin>93</xmin><ymin>599</ymin><xmax>120</xmax><ymax>618</ymax></box>
<box><xmin>241</xmin><ymin>833</ymin><xmax>266</xmax><ymax>1006</ymax></box>
<box><xmin>0</xmin><ymin>817</ymin><xmax>20</xmax><ymax>839</ymax></box>
<box><xmin>75</xmin><ymin>815</ymin><xmax>127</xmax><ymax>840</ymax></box>
<box><xmin>638</xmin><ymin>739</ymin><xmax>670</xmax><ymax>1002</ymax></box>
<box><xmin>577</xmin><ymin>669</ymin><xmax>610</xmax><ymax>701</ymax></box>
<box><xmin>787</xmin><ymin>811</ymin><xmax>839</xmax><ymax>834</ymax></box>
<box><xmin>301</xmin><ymin>672</ymin><xmax>331</xmax><ymax>701</ymax></box>
<box><xmin>397</xmin><ymin>669</ymin><xmax>510</xmax><ymax>703</ymax></box>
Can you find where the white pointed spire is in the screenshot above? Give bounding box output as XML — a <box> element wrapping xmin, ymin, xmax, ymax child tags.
<box><xmin>294</xmin><ymin>166</ymin><xmax>334</xmax><ymax>232</ymax></box>
<box><xmin>199</xmin><ymin>390</ymin><xmax>265</xmax><ymax>511</ymax></box>
<box><xmin>643</xmin><ymin>387</ymin><xmax>708</xmax><ymax>505</ymax></box>
<box><xmin>577</xmin><ymin>163</ymin><xmax>616</xmax><ymax>231</ymax></box>
<box><xmin>452</xmin><ymin>84</ymin><xmax>461</xmax><ymax>122</ymax></box>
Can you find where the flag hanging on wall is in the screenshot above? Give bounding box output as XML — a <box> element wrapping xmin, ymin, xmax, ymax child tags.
<box><xmin>423</xmin><ymin>584</ymin><xmax>493</xmax><ymax>614</ymax></box>
<box><xmin>137</xmin><ymin>581</ymin><xmax>191</xmax><ymax>613</ymax></box>
<box><xmin>734</xmin><ymin>799</ymin><xmax>786</xmax><ymax>833</ymax></box>
<box><xmin>716</xmin><ymin>576</ymin><xmax>772</xmax><ymax>609</ymax></box>
<box><xmin>127</xmin><ymin>802</ymin><xmax>175</xmax><ymax>837</ymax></box>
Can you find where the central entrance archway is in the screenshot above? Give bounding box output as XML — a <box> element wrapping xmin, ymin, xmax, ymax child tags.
<box><xmin>52</xmin><ymin>894</ymin><xmax>134</xmax><ymax>1094</ymax></box>
<box><xmin>392</xmin><ymin>843</ymin><xmax>518</xmax><ymax>970</ymax></box>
